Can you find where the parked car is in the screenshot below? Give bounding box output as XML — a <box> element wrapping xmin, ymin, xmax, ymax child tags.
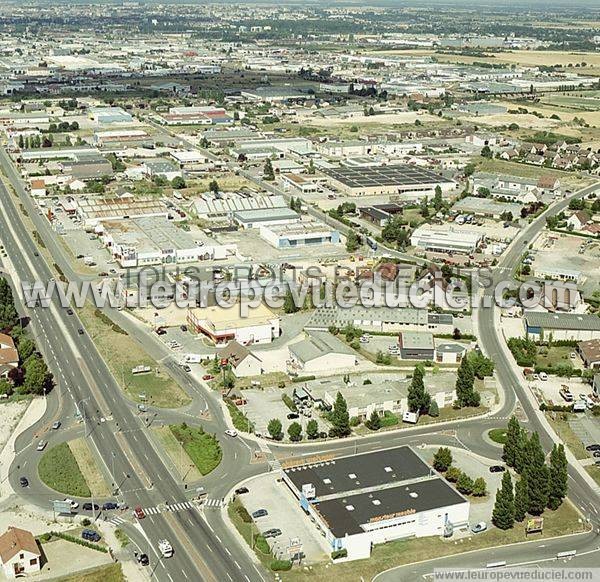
<box><xmin>64</xmin><ymin>498</ymin><xmax>79</xmax><ymax>510</ymax></box>
<box><xmin>183</xmin><ymin>365</ymin><xmax>192</xmax><ymax>373</ymax></box>
<box><xmin>489</xmin><ymin>465</ymin><xmax>505</xmax><ymax>473</ymax></box>
<box><xmin>180</xmin><ymin>325</ymin><xmax>188</xmax><ymax>332</ymax></box>
<box><xmin>82</xmin><ymin>503</ymin><xmax>99</xmax><ymax>511</ymax></box>
<box><xmin>134</xmin><ymin>506</ymin><xmax>146</xmax><ymax>519</ymax></box>
<box><xmin>36</xmin><ymin>440</ymin><xmax>47</xmax><ymax>451</ymax></box>
<box><xmin>225</xmin><ymin>429</ymin><xmax>238</xmax><ymax>438</ymax></box>
<box><xmin>137</xmin><ymin>553</ymin><xmax>149</xmax><ymax>566</ymax></box>
<box><xmin>19</xmin><ymin>477</ymin><xmax>28</xmax><ymax>488</ymax></box>
<box><xmin>82</xmin><ymin>529</ymin><xmax>101</xmax><ymax>542</ymax></box>
<box><xmin>52</xmin><ymin>421</ymin><xmax>61</xmax><ymax>430</ymax></box>
<box><xmin>102</xmin><ymin>502</ymin><xmax>118</xmax><ymax>510</ymax></box>
<box><xmin>202</xmin><ymin>374</ymin><xmax>214</xmax><ymax>381</ymax></box>
<box><xmin>585</xmin><ymin>444</ymin><xmax>600</xmax><ymax>452</ymax></box>
<box><xmin>287</xmin><ymin>413</ymin><xmax>299</xmax><ymax>420</ymax></box>
<box><xmin>235</xmin><ymin>487</ymin><xmax>249</xmax><ymax>495</ymax></box>
<box><xmin>137</xmin><ymin>404</ymin><xmax>148</xmax><ymax>412</ymax></box>
<box><xmin>263</xmin><ymin>528</ymin><xmax>282</xmax><ymax>539</ymax></box>
<box><xmin>252</xmin><ymin>509</ymin><xmax>268</xmax><ymax>519</ymax></box>
<box><xmin>471</xmin><ymin>521</ymin><xmax>487</xmax><ymax>534</ymax></box>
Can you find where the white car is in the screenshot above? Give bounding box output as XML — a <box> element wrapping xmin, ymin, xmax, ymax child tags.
<box><xmin>471</xmin><ymin>521</ymin><xmax>487</xmax><ymax>534</ymax></box>
<box><xmin>64</xmin><ymin>498</ymin><xmax>79</xmax><ymax>510</ymax></box>
<box><xmin>158</xmin><ymin>539</ymin><xmax>173</xmax><ymax>558</ymax></box>
<box><xmin>224</xmin><ymin>429</ymin><xmax>238</xmax><ymax>438</ymax></box>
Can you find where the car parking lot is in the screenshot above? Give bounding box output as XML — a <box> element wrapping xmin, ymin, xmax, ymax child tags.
<box><xmin>237</xmin><ymin>473</ymin><xmax>330</xmax><ymax>563</ymax></box>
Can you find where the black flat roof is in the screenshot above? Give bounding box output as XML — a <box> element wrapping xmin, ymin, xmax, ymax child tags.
<box><xmin>284</xmin><ymin>446</ymin><xmax>431</xmax><ymax>498</ymax></box>
<box><xmin>316</xmin><ymin>478</ymin><xmax>467</xmax><ymax>538</ymax></box>
<box><xmin>322</xmin><ymin>165</ymin><xmax>455</xmax><ymax>189</ymax></box>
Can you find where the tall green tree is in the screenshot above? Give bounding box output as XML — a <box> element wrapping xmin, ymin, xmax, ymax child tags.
<box><xmin>492</xmin><ymin>471</ymin><xmax>515</xmax><ymax>530</ymax></box>
<box><xmin>0</xmin><ymin>278</ymin><xmax>19</xmax><ymax>330</ymax></box>
<box><xmin>455</xmin><ymin>355</ymin><xmax>480</xmax><ymax>407</ymax></box>
<box><xmin>433</xmin><ymin>447</ymin><xmax>453</xmax><ymax>472</ymax></box>
<box><xmin>22</xmin><ymin>355</ymin><xmax>51</xmax><ymax>395</ymax></box>
<box><xmin>288</xmin><ymin>422</ymin><xmax>302</xmax><ymax>442</ymax></box>
<box><xmin>407</xmin><ymin>364</ymin><xmax>431</xmax><ymax>414</ymax></box>
<box><xmin>524</xmin><ymin>432</ymin><xmax>549</xmax><ymax>515</ymax></box>
<box><xmin>346</xmin><ymin>230</ymin><xmax>360</xmax><ymax>253</ymax></box>
<box><xmin>514</xmin><ymin>475</ymin><xmax>529</xmax><ymax>522</ymax></box>
<box><xmin>306</xmin><ymin>419</ymin><xmax>319</xmax><ymax>440</ymax></box>
<box><xmin>329</xmin><ymin>392</ymin><xmax>351</xmax><ymax>438</ymax></box>
<box><xmin>547</xmin><ymin>443</ymin><xmax>568</xmax><ymax>510</ymax></box>
<box><xmin>503</xmin><ymin>416</ymin><xmax>523</xmax><ymax>468</ymax></box>
<box><xmin>263</xmin><ymin>158</ymin><xmax>275</xmax><ymax>181</ymax></box>
<box><xmin>365</xmin><ymin>410</ymin><xmax>382</xmax><ymax>431</ymax></box>
<box><xmin>433</xmin><ymin>185</ymin><xmax>443</xmax><ymax>211</ymax></box>
<box><xmin>267</xmin><ymin>418</ymin><xmax>283</xmax><ymax>441</ymax></box>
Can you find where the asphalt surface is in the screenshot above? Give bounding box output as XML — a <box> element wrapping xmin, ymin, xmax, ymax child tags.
<box><xmin>0</xmin><ymin>163</ymin><xmax>267</xmax><ymax>582</ymax></box>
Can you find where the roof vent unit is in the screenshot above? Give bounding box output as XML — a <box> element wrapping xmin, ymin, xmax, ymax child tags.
<box><xmin>302</xmin><ymin>483</ymin><xmax>316</xmax><ymax>500</ymax></box>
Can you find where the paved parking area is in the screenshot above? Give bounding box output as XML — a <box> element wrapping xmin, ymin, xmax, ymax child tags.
<box><xmin>239</xmin><ymin>473</ymin><xmax>330</xmax><ymax>563</ymax></box>
<box><xmin>569</xmin><ymin>413</ymin><xmax>600</xmax><ymax>450</ymax></box>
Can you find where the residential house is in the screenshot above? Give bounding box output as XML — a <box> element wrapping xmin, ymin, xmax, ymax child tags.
<box><xmin>567</xmin><ymin>211</ymin><xmax>590</xmax><ymax>231</ymax></box>
<box><xmin>0</xmin><ymin>334</ymin><xmax>19</xmax><ymax>379</ymax></box>
<box><xmin>29</xmin><ymin>179</ymin><xmax>46</xmax><ymax>197</ymax></box>
<box><xmin>216</xmin><ymin>341</ymin><xmax>263</xmax><ymax>378</ymax></box>
<box><xmin>0</xmin><ymin>527</ymin><xmax>41</xmax><ymax>578</ymax></box>
<box><xmin>577</xmin><ymin>339</ymin><xmax>600</xmax><ymax>369</ymax></box>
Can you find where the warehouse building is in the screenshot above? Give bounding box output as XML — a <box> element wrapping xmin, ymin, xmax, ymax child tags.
<box><xmin>89</xmin><ymin>106</ymin><xmax>133</xmax><ymax>124</ymax></box>
<box><xmin>74</xmin><ymin>195</ymin><xmax>169</xmax><ymax>226</ymax></box>
<box><xmin>233</xmin><ymin>207</ymin><xmax>300</xmax><ymax>229</ymax></box>
<box><xmin>322</xmin><ymin>165</ymin><xmax>456</xmax><ymax>198</ymax></box>
<box><xmin>306</xmin><ymin>306</ymin><xmax>454</xmax><ymax>334</ymax></box>
<box><xmin>99</xmin><ymin>216</ymin><xmax>232</xmax><ymax>268</ymax></box>
<box><xmin>288</xmin><ymin>331</ymin><xmax>357</xmax><ymax>374</ymax></box>
<box><xmin>283</xmin><ymin>447</ymin><xmax>469</xmax><ymax>560</ymax></box>
<box><xmin>187</xmin><ymin>303</ymin><xmax>280</xmax><ymax>345</ymax></box>
<box><xmin>452</xmin><ymin>196</ymin><xmax>523</xmax><ymax>219</ymax></box>
<box><xmin>398</xmin><ymin>331</ymin><xmax>435</xmax><ymax>360</ymax></box>
<box><xmin>524</xmin><ymin>311</ymin><xmax>600</xmax><ymax>341</ymax></box>
<box><xmin>410</xmin><ymin>225</ymin><xmax>483</xmax><ymax>254</ymax></box>
<box><xmin>259</xmin><ymin>219</ymin><xmax>340</xmax><ymax>249</ymax></box>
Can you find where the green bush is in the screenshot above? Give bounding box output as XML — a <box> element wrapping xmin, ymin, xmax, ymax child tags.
<box><xmin>291</xmin><ymin>375</ymin><xmax>316</xmax><ymax>383</ymax></box>
<box><xmin>254</xmin><ymin>535</ymin><xmax>270</xmax><ymax>555</ymax></box>
<box><xmin>282</xmin><ymin>393</ymin><xmax>297</xmax><ymax>412</ymax></box>
<box><xmin>270</xmin><ymin>560</ymin><xmax>292</xmax><ymax>571</ymax></box>
<box><xmin>236</xmin><ymin>505</ymin><xmax>252</xmax><ymax>523</ymax></box>
<box><xmin>47</xmin><ymin>531</ymin><xmax>107</xmax><ymax>553</ymax></box>
<box><xmin>331</xmin><ymin>549</ymin><xmax>348</xmax><ymax>560</ymax></box>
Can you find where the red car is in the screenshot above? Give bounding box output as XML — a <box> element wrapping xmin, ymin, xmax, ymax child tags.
<box><xmin>202</xmin><ymin>374</ymin><xmax>214</xmax><ymax>381</ymax></box>
<box><xmin>134</xmin><ymin>506</ymin><xmax>146</xmax><ymax>520</ymax></box>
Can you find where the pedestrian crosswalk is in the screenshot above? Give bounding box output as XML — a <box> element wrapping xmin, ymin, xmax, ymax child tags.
<box><xmin>108</xmin><ymin>515</ymin><xmax>127</xmax><ymax>526</ymax></box>
<box><xmin>202</xmin><ymin>498</ymin><xmax>224</xmax><ymax>509</ymax></box>
<box><xmin>143</xmin><ymin>500</ymin><xmax>198</xmax><ymax>515</ymax></box>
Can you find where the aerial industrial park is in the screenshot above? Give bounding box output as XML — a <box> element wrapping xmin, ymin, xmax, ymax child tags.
<box><xmin>0</xmin><ymin>1</ymin><xmax>599</xmax><ymax>581</ymax></box>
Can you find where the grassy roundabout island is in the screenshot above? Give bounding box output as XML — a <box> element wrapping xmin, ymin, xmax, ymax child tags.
<box><xmin>38</xmin><ymin>442</ymin><xmax>91</xmax><ymax>498</ymax></box>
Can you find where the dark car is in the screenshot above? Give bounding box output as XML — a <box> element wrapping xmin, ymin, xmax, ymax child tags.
<box><xmin>235</xmin><ymin>487</ymin><xmax>249</xmax><ymax>495</ymax></box>
<box><xmin>252</xmin><ymin>509</ymin><xmax>268</xmax><ymax>519</ymax></box>
<box><xmin>263</xmin><ymin>528</ymin><xmax>282</xmax><ymax>539</ymax></box>
<box><xmin>180</xmin><ymin>324</ymin><xmax>188</xmax><ymax>332</ymax></box>
<box><xmin>489</xmin><ymin>465</ymin><xmax>506</xmax><ymax>473</ymax></box>
<box><xmin>82</xmin><ymin>529</ymin><xmax>101</xmax><ymax>542</ymax></box>
<box><xmin>586</xmin><ymin>444</ymin><xmax>600</xmax><ymax>452</ymax></box>
<box><xmin>33</xmin><ymin>251</ymin><xmax>39</xmax><ymax>257</ymax></box>
<box><xmin>102</xmin><ymin>502</ymin><xmax>118</xmax><ymax>510</ymax></box>
<box><xmin>78</xmin><ymin>328</ymin><xmax>84</xmax><ymax>335</ymax></box>
<box><xmin>138</xmin><ymin>553</ymin><xmax>149</xmax><ymax>566</ymax></box>
<box><xmin>82</xmin><ymin>503</ymin><xmax>100</xmax><ymax>511</ymax></box>
<box><xmin>66</xmin><ymin>308</ymin><xmax>73</xmax><ymax>315</ymax></box>
<box><xmin>287</xmin><ymin>413</ymin><xmax>299</xmax><ymax>420</ymax></box>
<box><xmin>19</xmin><ymin>477</ymin><xmax>29</xmax><ymax>487</ymax></box>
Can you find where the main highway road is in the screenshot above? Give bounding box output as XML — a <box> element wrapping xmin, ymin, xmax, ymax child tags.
<box><xmin>0</xmin><ymin>173</ymin><xmax>266</xmax><ymax>581</ymax></box>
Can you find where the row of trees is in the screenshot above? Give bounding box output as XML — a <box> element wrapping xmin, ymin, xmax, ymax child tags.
<box><xmin>0</xmin><ymin>278</ymin><xmax>52</xmax><ymax>397</ymax></box>
<box><xmin>433</xmin><ymin>447</ymin><xmax>487</xmax><ymax>497</ymax></box>
<box><xmin>267</xmin><ymin>418</ymin><xmax>321</xmax><ymax>442</ymax></box>
<box><xmin>492</xmin><ymin>417</ymin><xmax>568</xmax><ymax>529</ymax></box>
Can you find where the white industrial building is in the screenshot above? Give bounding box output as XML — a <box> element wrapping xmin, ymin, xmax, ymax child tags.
<box><xmin>99</xmin><ymin>216</ymin><xmax>233</xmax><ymax>268</ymax></box>
<box><xmin>288</xmin><ymin>331</ymin><xmax>357</xmax><ymax>374</ymax></box>
<box><xmin>283</xmin><ymin>447</ymin><xmax>469</xmax><ymax>561</ymax></box>
<box><xmin>524</xmin><ymin>311</ymin><xmax>600</xmax><ymax>341</ymax></box>
<box><xmin>259</xmin><ymin>219</ymin><xmax>341</xmax><ymax>249</ymax></box>
<box><xmin>410</xmin><ymin>225</ymin><xmax>483</xmax><ymax>254</ymax></box>
<box><xmin>187</xmin><ymin>303</ymin><xmax>280</xmax><ymax>346</ymax></box>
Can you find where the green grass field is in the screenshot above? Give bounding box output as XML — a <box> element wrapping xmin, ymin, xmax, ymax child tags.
<box><xmin>169</xmin><ymin>424</ymin><xmax>222</xmax><ymax>475</ymax></box>
<box><xmin>488</xmin><ymin>428</ymin><xmax>508</xmax><ymax>444</ymax></box>
<box><xmin>38</xmin><ymin>442</ymin><xmax>91</xmax><ymax>497</ymax></box>
<box><xmin>54</xmin><ymin>563</ymin><xmax>123</xmax><ymax>582</ymax></box>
